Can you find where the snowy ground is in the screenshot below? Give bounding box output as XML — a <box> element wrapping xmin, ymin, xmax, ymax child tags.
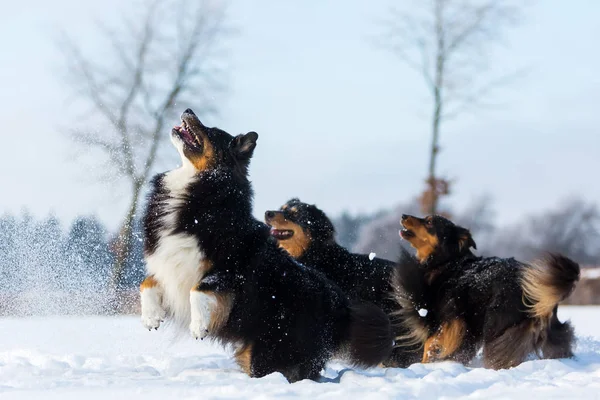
<box><xmin>1</xmin><ymin>307</ymin><xmax>599</xmax><ymax>399</ymax></box>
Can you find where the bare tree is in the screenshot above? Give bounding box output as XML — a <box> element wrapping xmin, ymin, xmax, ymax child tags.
<box><xmin>59</xmin><ymin>0</ymin><xmax>233</xmax><ymax>288</ymax></box>
<box><xmin>379</xmin><ymin>0</ymin><xmax>522</xmax><ymax>214</ymax></box>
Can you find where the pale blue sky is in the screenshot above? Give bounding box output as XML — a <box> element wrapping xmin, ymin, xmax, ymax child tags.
<box><xmin>1</xmin><ymin>0</ymin><xmax>599</xmax><ymax>230</ymax></box>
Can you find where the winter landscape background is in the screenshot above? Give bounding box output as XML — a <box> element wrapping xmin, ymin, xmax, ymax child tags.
<box><xmin>1</xmin><ymin>0</ymin><xmax>600</xmax><ymax>398</ymax></box>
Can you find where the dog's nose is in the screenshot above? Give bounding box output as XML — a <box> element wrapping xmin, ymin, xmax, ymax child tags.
<box><xmin>401</xmin><ymin>214</ymin><xmax>409</xmax><ymax>221</ymax></box>
<box><xmin>265</xmin><ymin>211</ymin><xmax>275</xmax><ymax>220</ymax></box>
<box><xmin>183</xmin><ymin>108</ymin><xmax>195</xmax><ymax>116</ymax></box>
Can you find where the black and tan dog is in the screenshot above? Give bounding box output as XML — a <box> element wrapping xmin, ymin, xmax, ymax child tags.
<box><xmin>139</xmin><ymin>109</ymin><xmax>393</xmax><ymax>382</ymax></box>
<box><xmin>265</xmin><ymin>198</ymin><xmax>421</xmax><ymax>367</ymax></box>
<box><xmin>393</xmin><ymin>214</ymin><xmax>580</xmax><ymax>369</ymax></box>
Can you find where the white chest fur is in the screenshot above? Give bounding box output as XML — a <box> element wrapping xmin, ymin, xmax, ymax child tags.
<box><xmin>145</xmin><ymin>163</ymin><xmax>207</xmax><ymax>327</ymax></box>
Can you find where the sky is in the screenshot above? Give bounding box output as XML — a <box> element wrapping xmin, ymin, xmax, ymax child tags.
<box><xmin>1</xmin><ymin>0</ymin><xmax>599</xmax><ymax>231</ymax></box>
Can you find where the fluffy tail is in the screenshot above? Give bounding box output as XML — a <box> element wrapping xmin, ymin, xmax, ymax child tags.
<box><xmin>518</xmin><ymin>254</ymin><xmax>580</xmax><ymax>363</ymax></box>
<box><xmin>346</xmin><ymin>302</ymin><xmax>394</xmax><ymax>367</ymax></box>
<box><xmin>389</xmin><ymin>248</ymin><xmax>430</xmax><ymax>349</ymax></box>
<box><xmin>521</xmin><ymin>254</ymin><xmax>580</xmax><ymax>319</ymax></box>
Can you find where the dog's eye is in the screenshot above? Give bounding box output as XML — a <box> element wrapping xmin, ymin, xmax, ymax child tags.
<box><xmin>426</xmin><ymin>219</ymin><xmax>433</xmax><ymax>227</ymax></box>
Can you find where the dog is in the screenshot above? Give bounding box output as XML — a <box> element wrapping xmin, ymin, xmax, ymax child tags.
<box><xmin>139</xmin><ymin>109</ymin><xmax>393</xmax><ymax>382</ymax></box>
<box><xmin>392</xmin><ymin>213</ymin><xmax>580</xmax><ymax>369</ymax></box>
<box><xmin>265</xmin><ymin>198</ymin><xmax>421</xmax><ymax>367</ymax></box>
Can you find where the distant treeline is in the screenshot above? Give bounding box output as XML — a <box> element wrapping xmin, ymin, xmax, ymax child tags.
<box><xmin>335</xmin><ymin>196</ymin><xmax>600</xmax><ymax>267</ymax></box>
<box><xmin>1</xmin><ymin>196</ymin><xmax>599</xmax><ymax>315</ymax></box>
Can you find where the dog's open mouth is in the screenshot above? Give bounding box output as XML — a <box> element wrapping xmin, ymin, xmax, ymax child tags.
<box><xmin>400</xmin><ymin>228</ymin><xmax>415</xmax><ymax>239</ymax></box>
<box><xmin>270</xmin><ymin>228</ymin><xmax>294</xmax><ymax>240</ymax></box>
<box><xmin>172</xmin><ymin>120</ymin><xmax>202</xmax><ymax>149</ymax></box>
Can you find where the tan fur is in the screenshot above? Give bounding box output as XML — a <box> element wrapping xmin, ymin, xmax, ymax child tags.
<box><xmin>190</xmin><ymin>260</ymin><xmax>234</xmax><ymax>333</ymax></box>
<box><xmin>268</xmin><ymin>213</ymin><xmax>287</xmax><ymax>226</ymax></box>
<box><xmin>422</xmin><ymin>319</ymin><xmax>466</xmax><ymax>363</ymax></box>
<box><xmin>140</xmin><ymin>275</ymin><xmax>159</xmax><ymax>291</ymax></box>
<box><xmin>457</xmin><ymin>231</ymin><xmax>472</xmax><ymax>252</ymax></box>
<box><xmin>208</xmin><ymin>292</ymin><xmax>234</xmax><ymax>333</ymax></box>
<box><xmin>401</xmin><ymin>216</ymin><xmax>439</xmax><ymax>262</ymax></box>
<box><xmin>422</xmin><ymin>336</ymin><xmax>437</xmax><ymax>363</ymax></box>
<box><xmin>187</xmin><ymin>138</ymin><xmax>216</xmax><ymax>171</ymax></box>
<box><xmin>521</xmin><ymin>260</ymin><xmax>563</xmax><ymax>319</ymax></box>
<box><xmin>268</xmin><ymin>214</ymin><xmax>312</xmax><ymax>259</ymax></box>
<box><xmin>180</xmin><ymin>114</ymin><xmax>217</xmax><ymax>172</ymax></box>
<box><xmin>235</xmin><ymin>344</ymin><xmax>253</xmax><ymax>375</ymax></box>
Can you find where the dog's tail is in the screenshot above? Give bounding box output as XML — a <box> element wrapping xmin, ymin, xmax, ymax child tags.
<box><xmin>539</xmin><ymin>305</ymin><xmax>576</xmax><ymax>359</ymax></box>
<box><xmin>389</xmin><ymin>248</ymin><xmax>430</xmax><ymax>349</ymax></box>
<box><xmin>345</xmin><ymin>302</ymin><xmax>394</xmax><ymax>368</ymax></box>
<box><xmin>521</xmin><ymin>254</ymin><xmax>579</xmax><ymax>361</ymax></box>
<box><xmin>521</xmin><ymin>254</ymin><xmax>580</xmax><ymax>319</ymax></box>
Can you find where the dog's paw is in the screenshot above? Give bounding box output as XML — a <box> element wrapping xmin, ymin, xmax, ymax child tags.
<box><xmin>142</xmin><ymin>313</ymin><xmax>165</xmax><ymax>331</ymax></box>
<box><xmin>140</xmin><ymin>287</ymin><xmax>166</xmax><ymax>331</ymax></box>
<box><xmin>189</xmin><ymin>317</ymin><xmax>209</xmax><ymax>340</ymax></box>
<box><xmin>189</xmin><ymin>291</ymin><xmax>216</xmax><ymax>340</ymax></box>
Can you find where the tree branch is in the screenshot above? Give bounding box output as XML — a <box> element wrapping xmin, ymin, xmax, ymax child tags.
<box><xmin>442</xmin><ymin>67</ymin><xmax>526</xmax><ymax>120</ymax></box>
<box><xmin>60</xmin><ymin>0</ymin><xmax>232</xmax><ymax>199</ymax></box>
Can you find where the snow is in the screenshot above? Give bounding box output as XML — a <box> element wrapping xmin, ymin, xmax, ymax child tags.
<box><xmin>1</xmin><ymin>307</ymin><xmax>599</xmax><ymax>399</ymax></box>
<box><xmin>369</xmin><ymin>252</ymin><xmax>376</xmax><ymax>260</ymax></box>
<box><xmin>418</xmin><ymin>308</ymin><xmax>428</xmax><ymax>317</ymax></box>
<box><xmin>582</xmin><ymin>267</ymin><xmax>600</xmax><ymax>279</ymax></box>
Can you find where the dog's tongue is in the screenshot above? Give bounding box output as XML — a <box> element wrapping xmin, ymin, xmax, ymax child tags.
<box><xmin>175</xmin><ymin>124</ymin><xmax>194</xmax><ymax>143</ymax></box>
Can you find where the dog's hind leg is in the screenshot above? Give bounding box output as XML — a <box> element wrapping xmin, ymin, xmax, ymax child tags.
<box><xmin>483</xmin><ymin>321</ymin><xmax>536</xmax><ymax>369</ymax></box>
<box><xmin>234</xmin><ymin>343</ymin><xmax>253</xmax><ymax>376</ymax></box>
<box><xmin>280</xmin><ymin>360</ymin><xmax>324</xmax><ymax>383</ymax></box>
<box><xmin>244</xmin><ymin>340</ymin><xmax>285</xmax><ymax>380</ymax></box>
<box><xmin>450</xmin><ymin>333</ymin><xmax>479</xmax><ymax>365</ymax></box>
<box><xmin>250</xmin><ymin>339</ymin><xmax>326</xmax><ymax>382</ymax></box>
<box><xmin>540</xmin><ymin>306</ymin><xmax>575</xmax><ymax>359</ymax></box>
<box><xmin>189</xmin><ymin>272</ymin><xmax>234</xmax><ymax>340</ymax></box>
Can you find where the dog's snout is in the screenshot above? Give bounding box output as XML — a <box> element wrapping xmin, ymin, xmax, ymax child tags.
<box><xmin>265</xmin><ymin>211</ymin><xmax>275</xmax><ymax>220</ymax></box>
<box><xmin>401</xmin><ymin>214</ymin><xmax>409</xmax><ymax>221</ymax></box>
<box><xmin>183</xmin><ymin>108</ymin><xmax>196</xmax><ymax>116</ymax></box>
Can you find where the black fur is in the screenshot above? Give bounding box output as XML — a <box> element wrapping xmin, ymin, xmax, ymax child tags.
<box><xmin>394</xmin><ymin>214</ymin><xmax>580</xmax><ymax>369</ymax></box>
<box><xmin>265</xmin><ymin>199</ymin><xmax>421</xmax><ymax>367</ymax></box>
<box><xmin>142</xmin><ymin>110</ymin><xmax>392</xmax><ymax>382</ymax></box>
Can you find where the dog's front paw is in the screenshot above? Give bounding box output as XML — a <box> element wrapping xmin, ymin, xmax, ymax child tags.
<box><xmin>189</xmin><ymin>291</ymin><xmax>216</xmax><ymax>340</ymax></box>
<box><xmin>142</xmin><ymin>309</ymin><xmax>166</xmax><ymax>331</ymax></box>
<box><xmin>140</xmin><ymin>287</ymin><xmax>166</xmax><ymax>331</ymax></box>
<box><xmin>189</xmin><ymin>316</ymin><xmax>210</xmax><ymax>340</ymax></box>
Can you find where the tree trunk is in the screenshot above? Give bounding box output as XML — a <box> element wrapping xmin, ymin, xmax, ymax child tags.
<box><xmin>110</xmin><ymin>180</ymin><xmax>143</xmax><ymax>291</ymax></box>
<box><xmin>426</xmin><ymin>2</ymin><xmax>445</xmax><ymax>216</ymax></box>
<box><xmin>427</xmin><ymin>88</ymin><xmax>442</xmax><ymax>215</ymax></box>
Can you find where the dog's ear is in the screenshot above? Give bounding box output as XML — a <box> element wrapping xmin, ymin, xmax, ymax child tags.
<box><xmin>457</xmin><ymin>227</ymin><xmax>477</xmax><ymax>251</ymax></box>
<box><xmin>231</xmin><ymin>131</ymin><xmax>258</xmax><ymax>160</ymax></box>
